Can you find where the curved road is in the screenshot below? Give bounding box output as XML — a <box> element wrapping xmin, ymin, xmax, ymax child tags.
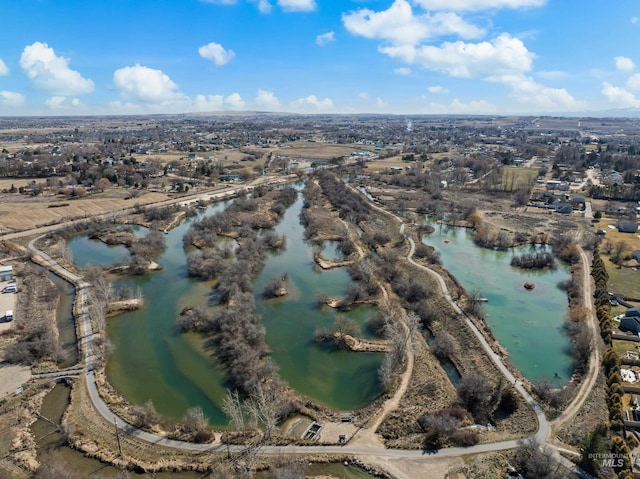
<box><xmin>23</xmin><ymin>193</ymin><xmax>590</xmax><ymax>477</ymax></box>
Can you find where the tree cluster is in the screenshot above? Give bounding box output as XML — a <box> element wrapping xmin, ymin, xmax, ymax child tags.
<box><xmin>317</xmin><ymin>171</ymin><xmax>369</xmax><ymax>223</ymax></box>
<box><xmin>510</xmin><ymin>251</ymin><xmax>556</xmax><ymax>270</ymax></box>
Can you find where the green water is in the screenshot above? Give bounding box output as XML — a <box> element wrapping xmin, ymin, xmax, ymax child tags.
<box><xmin>69</xmin><ymin>191</ymin><xmax>382</xmax><ymax>425</ymax></box>
<box><xmin>41</xmin><ymin>268</ymin><xmax>78</xmax><ymax>368</ymax></box>
<box><xmin>255</xmin><ymin>193</ymin><xmax>382</xmax><ymax>410</ymax></box>
<box><xmin>67</xmin><ymin>234</ymin><xmax>129</xmax><ymax>268</ymax></box>
<box><xmin>32</xmin><ymin>383</ymin><xmax>205</xmax><ymax>478</ymax></box>
<box><xmin>68</xmin><ymin>225</ymin><xmax>149</xmax><ymax>268</ymax></box>
<box><xmin>423</xmin><ymin>225</ymin><xmax>574</xmax><ymax>384</ymax></box>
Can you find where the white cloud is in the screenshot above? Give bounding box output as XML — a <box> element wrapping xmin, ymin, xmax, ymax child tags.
<box><xmin>359</xmin><ymin>92</ymin><xmax>369</xmax><ymax>100</ymax></box>
<box><xmin>343</xmin><ymin>0</ymin><xmax>484</xmax><ymax>46</ymax></box>
<box><xmin>428</xmin><ymin>85</ymin><xmax>448</xmax><ymax>94</ymax></box>
<box><xmin>632</xmin><ymin>16</ymin><xmax>639</xmax><ymax>24</ymax></box>
<box><xmin>413</xmin><ymin>0</ymin><xmax>546</xmax><ymax>11</ymax></box>
<box><xmin>379</xmin><ymin>33</ymin><xmax>534</xmax><ymax>79</ymax></box>
<box><xmin>0</xmin><ymin>91</ymin><xmax>25</xmax><ymax>107</ymax></box>
<box><xmin>602</xmin><ymin>82</ymin><xmax>640</xmax><ymax>108</ymax></box>
<box><xmin>44</xmin><ymin>96</ymin><xmax>84</xmax><ymax>111</ymax></box>
<box><xmin>614</xmin><ymin>56</ymin><xmax>635</xmax><ymax>73</ymax></box>
<box><xmin>626</xmin><ymin>73</ymin><xmax>640</xmax><ymax>91</ymax></box>
<box><xmin>225</xmin><ymin>93</ymin><xmax>245</xmax><ymax>109</ymax></box>
<box><xmin>425</xmin><ymin>98</ymin><xmax>497</xmax><ymax>113</ymax></box>
<box><xmin>291</xmin><ymin>95</ymin><xmax>334</xmax><ymax>111</ymax></box>
<box><xmin>394</xmin><ymin>67</ymin><xmax>411</xmax><ymax>75</ymax></box>
<box><xmin>113</xmin><ymin>64</ymin><xmax>187</xmax><ymax>107</ymax></box>
<box><xmin>505</xmin><ymin>77</ymin><xmax>584</xmax><ymax>111</ymax></box>
<box><xmin>201</xmin><ymin>0</ymin><xmax>237</xmax><ymax>4</ymax></box>
<box><xmin>193</xmin><ymin>94</ymin><xmax>224</xmax><ymax>111</ymax></box>
<box><xmin>278</xmin><ymin>0</ymin><xmax>316</xmax><ymax>12</ymax></box>
<box><xmin>255</xmin><ymin>89</ymin><xmax>280</xmax><ymax>109</ymax></box>
<box><xmin>198</xmin><ymin>42</ymin><xmax>235</xmax><ymax>66</ymax></box>
<box><xmin>316</xmin><ymin>31</ymin><xmax>335</xmax><ymax>46</ymax></box>
<box><xmin>251</xmin><ymin>0</ymin><xmax>272</xmax><ymax>13</ymax></box>
<box><xmin>0</xmin><ymin>59</ymin><xmax>8</xmax><ymax>76</ymax></box>
<box><xmin>19</xmin><ymin>41</ymin><xmax>94</xmax><ymax>96</ymax></box>
<box><xmin>376</xmin><ymin>97</ymin><xmax>388</xmax><ymax>108</ymax></box>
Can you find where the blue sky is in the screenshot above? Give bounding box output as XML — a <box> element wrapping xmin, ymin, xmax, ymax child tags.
<box><xmin>0</xmin><ymin>0</ymin><xmax>639</xmax><ymax>116</ymax></box>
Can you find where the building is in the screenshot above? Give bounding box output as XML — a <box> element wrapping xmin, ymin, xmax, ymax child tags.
<box><xmin>621</xmin><ymin>308</ymin><xmax>640</xmax><ymax>334</ymax></box>
<box><xmin>0</xmin><ymin>265</ymin><xmax>13</xmax><ymax>282</ymax></box>
<box><xmin>617</xmin><ymin>220</ymin><xmax>639</xmax><ymax>234</ymax></box>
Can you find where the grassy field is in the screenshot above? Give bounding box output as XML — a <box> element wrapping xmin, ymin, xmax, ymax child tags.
<box><xmin>501</xmin><ymin>167</ymin><xmax>538</xmax><ymax>191</ymax></box>
<box><xmin>0</xmin><ymin>190</ymin><xmax>169</xmax><ymax>231</ymax></box>
<box><xmin>277</xmin><ymin>141</ymin><xmax>364</xmax><ymax>159</ymax></box>
<box><xmin>593</xmin><ymin>219</ymin><xmax>640</xmax><ymax>299</ymax></box>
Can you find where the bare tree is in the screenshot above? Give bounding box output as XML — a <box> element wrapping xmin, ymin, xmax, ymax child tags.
<box><xmin>431</xmin><ymin>332</ymin><xmax>458</xmax><ymax>359</ymax></box>
<box><xmin>222</xmin><ymin>389</ymin><xmax>245</xmax><ymax>431</ymax></box>
<box><xmin>246</xmin><ymin>382</ymin><xmax>281</xmax><ymax>440</ymax></box>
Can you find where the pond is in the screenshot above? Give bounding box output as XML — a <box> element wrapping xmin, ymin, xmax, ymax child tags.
<box><xmin>67</xmin><ymin>189</ymin><xmax>382</xmax><ymax>425</ymax></box>
<box><xmin>67</xmin><ymin>225</ymin><xmax>149</xmax><ymax>268</ymax></box>
<box><xmin>423</xmin><ymin>224</ymin><xmax>574</xmax><ymax>385</ymax></box>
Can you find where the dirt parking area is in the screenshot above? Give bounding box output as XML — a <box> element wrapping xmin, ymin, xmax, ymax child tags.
<box><xmin>0</xmin><ymin>279</ymin><xmax>16</xmax><ymax>334</ymax></box>
<box><xmin>0</xmin><ymin>364</ymin><xmax>30</xmax><ymax>399</ymax></box>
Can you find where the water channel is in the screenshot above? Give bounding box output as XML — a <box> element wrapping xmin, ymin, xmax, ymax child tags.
<box><xmin>422</xmin><ymin>224</ymin><xmax>574</xmax><ymax>385</ymax></box>
<box><xmin>67</xmin><ymin>189</ymin><xmax>382</xmax><ymax>425</ymax></box>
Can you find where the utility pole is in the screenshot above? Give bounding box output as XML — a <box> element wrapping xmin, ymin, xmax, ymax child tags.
<box><xmin>114</xmin><ymin>416</ymin><xmax>122</xmax><ymax>457</ymax></box>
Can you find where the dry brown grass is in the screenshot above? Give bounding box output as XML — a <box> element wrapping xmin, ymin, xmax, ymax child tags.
<box><xmin>0</xmin><ymin>190</ymin><xmax>168</xmax><ymax>231</ymax></box>
<box><xmin>0</xmin><ymin>177</ymin><xmax>64</xmax><ymax>191</ymax></box>
<box><xmin>277</xmin><ymin>142</ymin><xmax>361</xmax><ymax>159</ymax></box>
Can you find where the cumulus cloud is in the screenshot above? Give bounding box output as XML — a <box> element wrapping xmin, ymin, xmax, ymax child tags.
<box><xmin>602</xmin><ymin>82</ymin><xmax>640</xmax><ymax>108</ymax></box>
<box><xmin>291</xmin><ymin>95</ymin><xmax>334</xmax><ymax>111</ymax></box>
<box><xmin>199</xmin><ymin>42</ymin><xmax>235</xmax><ymax>66</ymax></box>
<box><xmin>379</xmin><ymin>33</ymin><xmax>533</xmax><ymax>79</ymax></box>
<box><xmin>626</xmin><ymin>73</ymin><xmax>640</xmax><ymax>91</ymax></box>
<box><xmin>0</xmin><ymin>91</ymin><xmax>25</xmax><ymax>107</ymax></box>
<box><xmin>428</xmin><ymin>85</ymin><xmax>448</xmax><ymax>94</ymax></box>
<box><xmin>615</xmin><ymin>56</ymin><xmax>635</xmax><ymax>73</ymax></box>
<box><xmin>113</xmin><ymin>64</ymin><xmax>187</xmax><ymax>107</ymax></box>
<box><xmin>45</xmin><ymin>96</ymin><xmax>84</xmax><ymax>111</ymax></box>
<box><xmin>632</xmin><ymin>16</ymin><xmax>639</xmax><ymax>24</ymax></box>
<box><xmin>343</xmin><ymin>0</ymin><xmax>484</xmax><ymax>45</ymax></box>
<box><xmin>278</xmin><ymin>0</ymin><xmax>316</xmax><ymax>12</ymax></box>
<box><xmin>193</xmin><ymin>94</ymin><xmax>224</xmax><ymax>111</ymax></box>
<box><xmin>255</xmin><ymin>89</ymin><xmax>280</xmax><ymax>109</ymax></box>
<box><xmin>316</xmin><ymin>32</ymin><xmax>335</xmax><ymax>46</ymax></box>
<box><xmin>413</xmin><ymin>0</ymin><xmax>546</xmax><ymax>11</ymax></box>
<box><xmin>19</xmin><ymin>42</ymin><xmax>94</xmax><ymax>96</ymax></box>
<box><xmin>225</xmin><ymin>92</ymin><xmax>245</xmax><ymax>109</ymax></box>
<box><xmin>0</xmin><ymin>59</ymin><xmax>8</xmax><ymax>76</ymax></box>
<box><xmin>251</xmin><ymin>0</ymin><xmax>272</xmax><ymax>13</ymax></box>
<box><xmin>359</xmin><ymin>92</ymin><xmax>369</xmax><ymax>100</ymax></box>
<box><xmin>394</xmin><ymin>67</ymin><xmax>411</xmax><ymax>75</ymax></box>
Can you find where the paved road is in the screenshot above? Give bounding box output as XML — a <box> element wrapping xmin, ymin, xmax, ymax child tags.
<box><xmin>23</xmin><ymin>185</ymin><xmax>591</xmax><ymax>477</ymax></box>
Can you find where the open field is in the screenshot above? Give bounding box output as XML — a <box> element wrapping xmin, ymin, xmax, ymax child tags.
<box><xmin>501</xmin><ymin>167</ymin><xmax>538</xmax><ymax>190</ymax></box>
<box><xmin>278</xmin><ymin>141</ymin><xmax>365</xmax><ymax>159</ymax></box>
<box><xmin>593</xmin><ymin>219</ymin><xmax>640</xmax><ymax>299</ymax></box>
<box><xmin>0</xmin><ymin>177</ymin><xmax>64</xmax><ymax>191</ymax></box>
<box><xmin>0</xmin><ymin>190</ymin><xmax>169</xmax><ymax>232</ymax></box>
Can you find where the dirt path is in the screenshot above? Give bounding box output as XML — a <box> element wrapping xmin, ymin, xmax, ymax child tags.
<box><xmin>550</xmin><ymin>245</ymin><xmax>600</xmax><ymax>432</ymax></box>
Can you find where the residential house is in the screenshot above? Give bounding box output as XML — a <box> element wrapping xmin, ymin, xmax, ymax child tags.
<box><xmin>617</xmin><ymin>220</ymin><xmax>639</xmax><ymax>234</ymax></box>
